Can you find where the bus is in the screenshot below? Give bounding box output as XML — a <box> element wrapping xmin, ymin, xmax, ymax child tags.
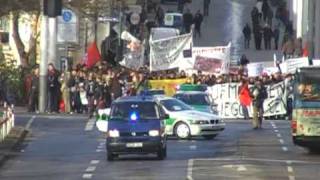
<box><xmin>292</xmin><ymin>67</ymin><xmax>320</xmax><ymax>151</ymax></box>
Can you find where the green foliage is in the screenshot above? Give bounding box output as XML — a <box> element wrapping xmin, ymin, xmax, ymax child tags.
<box><xmin>0</xmin><ymin>59</ymin><xmax>30</xmax><ymax>104</ymax></box>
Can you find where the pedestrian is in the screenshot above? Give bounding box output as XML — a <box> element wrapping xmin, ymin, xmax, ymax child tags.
<box><xmin>28</xmin><ymin>66</ymin><xmax>39</xmax><ymax>113</ymax></box>
<box><xmin>240</xmin><ymin>54</ymin><xmax>250</xmax><ymax>67</ymax></box>
<box><xmin>267</xmin><ymin>8</ymin><xmax>274</xmax><ymax>27</ymax></box>
<box><xmin>203</xmin><ymin>0</ymin><xmax>211</xmax><ymax>17</ymax></box>
<box><xmin>285</xmin><ymin>74</ymin><xmax>294</xmax><ymax>120</ymax></box>
<box><xmin>86</xmin><ymin>73</ymin><xmax>97</xmax><ymax>117</ymax></box>
<box><xmin>239</xmin><ymin>79</ymin><xmax>252</xmax><ymax>120</ymax></box>
<box><xmin>183</xmin><ymin>9</ymin><xmax>193</xmax><ymax>33</ymax></box>
<box><xmin>282</xmin><ymin>37</ymin><xmax>295</xmax><ymax>59</ymax></box>
<box><xmin>293</xmin><ymin>38</ymin><xmax>303</xmax><ymax>57</ymax></box>
<box><xmin>68</xmin><ymin>70</ymin><xmax>78</xmax><ymax>114</ymax></box>
<box><xmin>155</xmin><ymin>6</ymin><xmax>165</xmax><ymax>26</ymax></box>
<box><xmin>263</xmin><ymin>24</ymin><xmax>273</xmax><ymax>50</ymax></box>
<box><xmin>243</xmin><ymin>23</ymin><xmax>252</xmax><ymax>49</ymax></box>
<box><xmin>254</xmin><ymin>24</ymin><xmax>262</xmax><ymax>50</ymax></box>
<box><xmin>47</xmin><ymin>63</ymin><xmax>60</xmax><ymax>113</ymax></box>
<box><xmin>251</xmin><ymin>79</ymin><xmax>268</xmax><ymax>129</ymax></box>
<box><xmin>193</xmin><ymin>10</ymin><xmax>203</xmax><ymax>38</ymax></box>
<box><xmin>273</xmin><ymin>25</ymin><xmax>280</xmax><ymax>50</ymax></box>
<box><xmin>59</xmin><ymin>72</ymin><xmax>71</xmax><ymax>113</ymax></box>
<box><xmin>262</xmin><ymin>0</ymin><xmax>270</xmax><ymax>22</ymax></box>
<box><xmin>251</xmin><ymin>7</ymin><xmax>260</xmax><ymax>28</ymax></box>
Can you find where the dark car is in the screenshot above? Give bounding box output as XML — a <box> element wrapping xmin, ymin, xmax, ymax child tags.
<box><xmin>106</xmin><ymin>96</ymin><xmax>168</xmax><ymax>161</ymax></box>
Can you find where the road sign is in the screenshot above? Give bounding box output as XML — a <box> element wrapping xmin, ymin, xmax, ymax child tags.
<box><xmin>57</xmin><ymin>9</ymin><xmax>79</xmax><ymax>44</ymax></box>
<box><xmin>130</xmin><ymin>13</ymin><xmax>140</xmax><ymax>25</ymax></box>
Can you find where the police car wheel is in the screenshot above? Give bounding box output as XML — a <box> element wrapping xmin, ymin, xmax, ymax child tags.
<box><xmin>175</xmin><ymin>122</ymin><xmax>191</xmax><ymax>139</ymax></box>
<box><xmin>202</xmin><ymin>135</ymin><xmax>217</xmax><ymax>140</ymax></box>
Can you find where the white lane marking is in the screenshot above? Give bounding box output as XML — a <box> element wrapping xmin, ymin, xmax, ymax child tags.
<box><xmin>85</xmin><ymin>118</ymin><xmax>96</xmax><ymax>131</ymax></box>
<box><xmin>20</xmin><ymin>149</ymin><xmax>25</xmax><ymax>153</ymax></box>
<box><xmin>189</xmin><ymin>145</ymin><xmax>197</xmax><ymax>150</ymax></box>
<box><xmin>289</xmin><ymin>175</ymin><xmax>295</xmax><ymax>180</ymax></box>
<box><xmin>96</xmin><ymin>149</ymin><xmax>104</xmax><ymax>152</ymax></box>
<box><xmin>286</xmin><ymin>161</ymin><xmax>292</xmax><ymax>165</ymax></box>
<box><xmin>274</xmin><ymin>129</ymin><xmax>279</xmax><ymax>133</ymax></box>
<box><xmin>82</xmin><ymin>173</ymin><xmax>92</xmax><ymax>179</ymax></box>
<box><xmin>237</xmin><ymin>165</ymin><xmax>247</xmax><ymax>172</ymax></box>
<box><xmin>86</xmin><ymin>166</ymin><xmax>96</xmax><ymax>172</ymax></box>
<box><xmin>287</xmin><ymin>166</ymin><xmax>293</xmax><ymax>173</ymax></box>
<box><xmin>90</xmin><ymin>160</ymin><xmax>100</xmax><ymax>165</ymax></box>
<box><xmin>282</xmin><ymin>147</ymin><xmax>288</xmax><ymax>152</ymax></box>
<box><xmin>25</xmin><ymin>115</ymin><xmax>36</xmax><ymax>130</ymax></box>
<box><xmin>187</xmin><ymin>159</ymin><xmax>194</xmax><ymax>180</ymax></box>
<box><xmin>192</xmin><ymin>157</ymin><xmax>320</xmax><ymax>164</ymax></box>
<box><xmin>277</xmin><ymin>133</ymin><xmax>282</xmax><ymax>138</ymax></box>
<box><xmin>279</xmin><ymin>139</ymin><xmax>284</xmax><ymax>144</ymax></box>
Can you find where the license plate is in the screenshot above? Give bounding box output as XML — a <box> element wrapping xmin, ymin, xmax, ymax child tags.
<box><xmin>126</xmin><ymin>143</ymin><xmax>143</xmax><ymax>148</ymax></box>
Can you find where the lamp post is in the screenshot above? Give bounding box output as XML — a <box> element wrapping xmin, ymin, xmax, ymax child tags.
<box><xmin>116</xmin><ymin>1</ymin><xmax>123</xmax><ymax>62</ymax></box>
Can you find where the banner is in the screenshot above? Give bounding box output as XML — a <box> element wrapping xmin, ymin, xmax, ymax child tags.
<box><xmin>149</xmin><ymin>79</ymin><xmax>189</xmax><ymax>96</ymax></box>
<box><xmin>247</xmin><ymin>63</ymin><xmax>263</xmax><ymax>77</ymax></box>
<box><xmin>207</xmin><ymin>82</ymin><xmax>287</xmax><ymax>118</ymax></box>
<box><xmin>120</xmin><ymin>45</ymin><xmax>145</xmax><ymax>70</ymax></box>
<box><xmin>191</xmin><ymin>43</ymin><xmax>231</xmax><ymax>74</ymax></box>
<box><xmin>149</xmin><ymin>33</ymin><xmax>193</xmax><ymax>71</ymax></box>
<box><xmin>281</xmin><ymin>57</ymin><xmax>309</xmax><ymax>73</ymax></box>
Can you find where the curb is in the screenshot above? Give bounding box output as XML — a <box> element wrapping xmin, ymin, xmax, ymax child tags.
<box><xmin>0</xmin><ymin>127</ymin><xmax>29</xmax><ymax>167</ymax></box>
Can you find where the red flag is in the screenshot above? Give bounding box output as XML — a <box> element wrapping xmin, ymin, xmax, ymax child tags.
<box><xmin>85</xmin><ymin>41</ymin><xmax>101</xmax><ymax>68</ymax></box>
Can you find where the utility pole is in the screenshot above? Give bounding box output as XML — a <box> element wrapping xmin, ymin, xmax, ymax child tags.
<box><xmin>48</xmin><ymin>18</ymin><xmax>58</xmax><ymax>67</ymax></box>
<box><xmin>39</xmin><ymin>0</ymin><xmax>48</xmax><ymax>113</ymax></box>
<box><xmin>117</xmin><ymin>2</ymin><xmax>123</xmax><ymax>62</ymax></box>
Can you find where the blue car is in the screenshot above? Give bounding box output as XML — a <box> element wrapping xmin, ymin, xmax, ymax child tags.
<box><xmin>106</xmin><ymin>96</ymin><xmax>168</xmax><ymax>161</ymax></box>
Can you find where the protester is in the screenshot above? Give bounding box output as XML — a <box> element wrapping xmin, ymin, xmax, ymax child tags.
<box><xmin>254</xmin><ymin>24</ymin><xmax>263</xmax><ymax>50</ymax></box>
<box><xmin>273</xmin><ymin>25</ymin><xmax>280</xmax><ymax>50</ymax></box>
<box><xmin>155</xmin><ymin>6</ymin><xmax>165</xmax><ymax>26</ymax></box>
<box><xmin>251</xmin><ymin>79</ymin><xmax>268</xmax><ymax>129</ymax></box>
<box><xmin>203</xmin><ymin>0</ymin><xmax>211</xmax><ymax>17</ymax></box>
<box><xmin>282</xmin><ymin>37</ymin><xmax>295</xmax><ymax>59</ymax></box>
<box><xmin>28</xmin><ymin>66</ymin><xmax>39</xmax><ymax>113</ymax></box>
<box><xmin>193</xmin><ymin>10</ymin><xmax>203</xmax><ymax>38</ymax></box>
<box><xmin>183</xmin><ymin>9</ymin><xmax>193</xmax><ymax>33</ymax></box>
<box><xmin>243</xmin><ymin>23</ymin><xmax>252</xmax><ymax>49</ymax></box>
<box><xmin>47</xmin><ymin>63</ymin><xmax>60</xmax><ymax>113</ymax></box>
<box><xmin>263</xmin><ymin>24</ymin><xmax>273</xmax><ymax>50</ymax></box>
<box><xmin>262</xmin><ymin>0</ymin><xmax>270</xmax><ymax>22</ymax></box>
<box><xmin>59</xmin><ymin>72</ymin><xmax>71</xmax><ymax>113</ymax></box>
<box><xmin>238</xmin><ymin>79</ymin><xmax>252</xmax><ymax>120</ymax></box>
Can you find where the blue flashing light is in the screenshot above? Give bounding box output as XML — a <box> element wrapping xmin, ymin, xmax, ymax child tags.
<box><xmin>130</xmin><ymin>111</ymin><xmax>138</xmax><ymax>121</ymax></box>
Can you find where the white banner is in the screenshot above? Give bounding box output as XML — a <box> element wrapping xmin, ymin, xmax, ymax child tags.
<box><xmin>149</xmin><ymin>33</ymin><xmax>193</xmax><ymax>71</ymax></box>
<box><xmin>191</xmin><ymin>43</ymin><xmax>231</xmax><ymax>74</ymax></box>
<box><xmin>247</xmin><ymin>63</ymin><xmax>264</xmax><ymax>77</ymax></box>
<box><xmin>207</xmin><ymin>82</ymin><xmax>287</xmax><ymax>119</ymax></box>
<box><xmin>281</xmin><ymin>57</ymin><xmax>309</xmax><ymax>73</ymax></box>
<box><xmin>120</xmin><ymin>45</ymin><xmax>145</xmax><ymax>70</ymax></box>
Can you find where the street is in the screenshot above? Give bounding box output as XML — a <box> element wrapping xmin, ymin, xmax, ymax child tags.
<box><xmin>0</xmin><ymin>115</ymin><xmax>320</xmax><ymax>180</ymax></box>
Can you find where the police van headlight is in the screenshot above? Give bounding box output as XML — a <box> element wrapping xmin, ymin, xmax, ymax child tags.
<box><xmin>108</xmin><ymin>129</ymin><xmax>120</xmax><ymax>138</ymax></box>
<box><xmin>149</xmin><ymin>130</ymin><xmax>160</xmax><ymax>137</ymax></box>
<box><xmin>192</xmin><ymin>120</ymin><xmax>209</xmax><ymax>125</ymax></box>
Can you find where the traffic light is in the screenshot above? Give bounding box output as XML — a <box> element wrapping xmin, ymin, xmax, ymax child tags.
<box><xmin>43</xmin><ymin>0</ymin><xmax>62</xmax><ymax>17</ymax></box>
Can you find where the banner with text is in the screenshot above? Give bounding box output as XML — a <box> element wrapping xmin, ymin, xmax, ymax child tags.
<box><xmin>207</xmin><ymin>82</ymin><xmax>287</xmax><ymax>118</ymax></box>
<box><xmin>149</xmin><ymin>33</ymin><xmax>193</xmax><ymax>71</ymax></box>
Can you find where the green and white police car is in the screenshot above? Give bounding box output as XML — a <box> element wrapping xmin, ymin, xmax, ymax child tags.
<box><xmin>155</xmin><ymin>96</ymin><xmax>225</xmax><ymax>139</ymax></box>
<box><xmin>96</xmin><ymin>96</ymin><xmax>225</xmax><ymax>140</ymax></box>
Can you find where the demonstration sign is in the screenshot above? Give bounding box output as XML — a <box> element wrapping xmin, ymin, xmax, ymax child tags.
<box><xmin>247</xmin><ymin>63</ymin><xmax>264</xmax><ymax>77</ymax></box>
<box><xmin>281</xmin><ymin>57</ymin><xmax>309</xmax><ymax>73</ymax></box>
<box><xmin>149</xmin><ymin>33</ymin><xmax>193</xmax><ymax>71</ymax></box>
<box><xmin>207</xmin><ymin>82</ymin><xmax>287</xmax><ymax>118</ymax></box>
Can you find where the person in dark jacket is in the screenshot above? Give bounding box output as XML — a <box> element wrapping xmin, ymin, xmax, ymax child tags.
<box><xmin>251</xmin><ymin>79</ymin><xmax>268</xmax><ymax>129</ymax></box>
<box><xmin>183</xmin><ymin>9</ymin><xmax>193</xmax><ymax>33</ymax></box>
<box><xmin>254</xmin><ymin>25</ymin><xmax>263</xmax><ymax>50</ymax></box>
<box><xmin>193</xmin><ymin>10</ymin><xmax>203</xmax><ymax>38</ymax></box>
<box><xmin>263</xmin><ymin>24</ymin><xmax>273</xmax><ymax>50</ymax></box>
<box><xmin>243</xmin><ymin>23</ymin><xmax>252</xmax><ymax>49</ymax></box>
<box><xmin>273</xmin><ymin>26</ymin><xmax>280</xmax><ymax>50</ymax></box>
<box><xmin>203</xmin><ymin>0</ymin><xmax>211</xmax><ymax>16</ymax></box>
<box><xmin>86</xmin><ymin>73</ymin><xmax>97</xmax><ymax>117</ymax></box>
<box><xmin>47</xmin><ymin>63</ymin><xmax>60</xmax><ymax>113</ymax></box>
<box><xmin>28</xmin><ymin>67</ymin><xmax>39</xmax><ymax>113</ymax></box>
<box><xmin>262</xmin><ymin>0</ymin><xmax>270</xmax><ymax>22</ymax></box>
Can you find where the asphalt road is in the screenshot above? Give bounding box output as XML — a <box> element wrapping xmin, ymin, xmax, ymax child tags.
<box><xmin>0</xmin><ymin>114</ymin><xmax>320</xmax><ymax>180</ymax></box>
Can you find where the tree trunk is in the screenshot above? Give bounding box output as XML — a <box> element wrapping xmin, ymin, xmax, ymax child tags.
<box><xmin>12</xmin><ymin>12</ymin><xmax>28</xmax><ymax>67</ymax></box>
<box><xmin>26</xmin><ymin>12</ymin><xmax>40</xmax><ymax>66</ymax></box>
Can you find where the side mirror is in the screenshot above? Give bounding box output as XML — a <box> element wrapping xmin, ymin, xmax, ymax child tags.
<box><xmin>163</xmin><ymin>114</ymin><xmax>170</xmax><ymax>119</ymax></box>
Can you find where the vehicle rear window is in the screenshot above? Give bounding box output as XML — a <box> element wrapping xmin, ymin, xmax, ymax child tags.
<box><xmin>110</xmin><ymin>102</ymin><xmax>159</xmax><ymax>120</ymax></box>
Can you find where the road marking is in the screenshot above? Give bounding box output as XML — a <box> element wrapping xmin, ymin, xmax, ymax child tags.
<box><xmin>90</xmin><ymin>160</ymin><xmax>100</xmax><ymax>165</ymax></box>
<box><xmin>287</xmin><ymin>166</ymin><xmax>293</xmax><ymax>173</ymax></box>
<box><xmin>277</xmin><ymin>133</ymin><xmax>282</xmax><ymax>138</ymax></box>
<box><xmin>82</xmin><ymin>173</ymin><xmax>92</xmax><ymax>179</ymax></box>
<box><xmin>25</xmin><ymin>115</ymin><xmax>36</xmax><ymax>130</ymax></box>
<box><xmin>237</xmin><ymin>165</ymin><xmax>247</xmax><ymax>172</ymax></box>
<box><xmin>282</xmin><ymin>147</ymin><xmax>288</xmax><ymax>152</ymax></box>
<box><xmin>186</xmin><ymin>159</ymin><xmax>194</xmax><ymax>180</ymax></box>
<box><xmin>286</xmin><ymin>161</ymin><xmax>292</xmax><ymax>165</ymax></box>
<box><xmin>189</xmin><ymin>145</ymin><xmax>197</xmax><ymax>150</ymax></box>
<box><xmin>20</xmin><ymin>149</ymin><xmax>25</xmax><ymax>153</ymax></box>
<box><xmin>85</xmin><ymin>118</ymin><xmax>96</xmax><ymax>131</ymax></box>
<box><xmin>96</xmin><ymin>149</ymin><xmax>104</xmax><ymax>152</ymax></box>
<box><xmin>279</xmin><ymin>139</ymin><xmax>284</xmax><ymax>144</ymax></box>
<box><xmin>289</xmin><ymin>175</ymin><xmax>295</xmax><ymax>180</ymax></box>
<box><xmin>274</xmin><ymin>129</ymin><xmax>279</xmax><ymax>133</ymax></box>
<box><xmin>192</xmin><ymin>157</ymin><xmax>320</xmax><ymax>164</ymax></box>
<box><xmin>86</xmin><ymin>166</ymin><xmax>96</xmax><ymax>172</ymax></box>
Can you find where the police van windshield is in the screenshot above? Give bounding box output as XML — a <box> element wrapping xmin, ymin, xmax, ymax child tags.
<box><xmin>110</xmin><ymin>102</ymin><xmax>159</xmax><ymax>120</ymax></box>
<box><xmin>160</xmin><ymin>99</ymin><xmax>192</xmax><ymax>112</ymax></box>
<box><xmin>175</xmin><ymin>94</ymin><xmax>211</xmax><ymax>105</ymax></box>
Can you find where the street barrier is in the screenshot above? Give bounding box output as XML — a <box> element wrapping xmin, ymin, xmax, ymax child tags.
<box><xmin>0</xmin><ymin>103</ymin><xmax>15</xmax><ymax>142</ymax></box>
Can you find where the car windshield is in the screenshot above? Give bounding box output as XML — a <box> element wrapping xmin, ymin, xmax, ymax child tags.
<box><xmin>110</xmin><ymin>102</ymin><xmax>159</xmax><ymax>120</ymax></box>
<box><xmin>160</xmin><ymin>99</ymin><xmax>192</xmax><ymax>112</ymax></box>
<box><xmin>175</xmin><ymin>94</ymin><xmax>211</xmax><ymax>105</ymax></box>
